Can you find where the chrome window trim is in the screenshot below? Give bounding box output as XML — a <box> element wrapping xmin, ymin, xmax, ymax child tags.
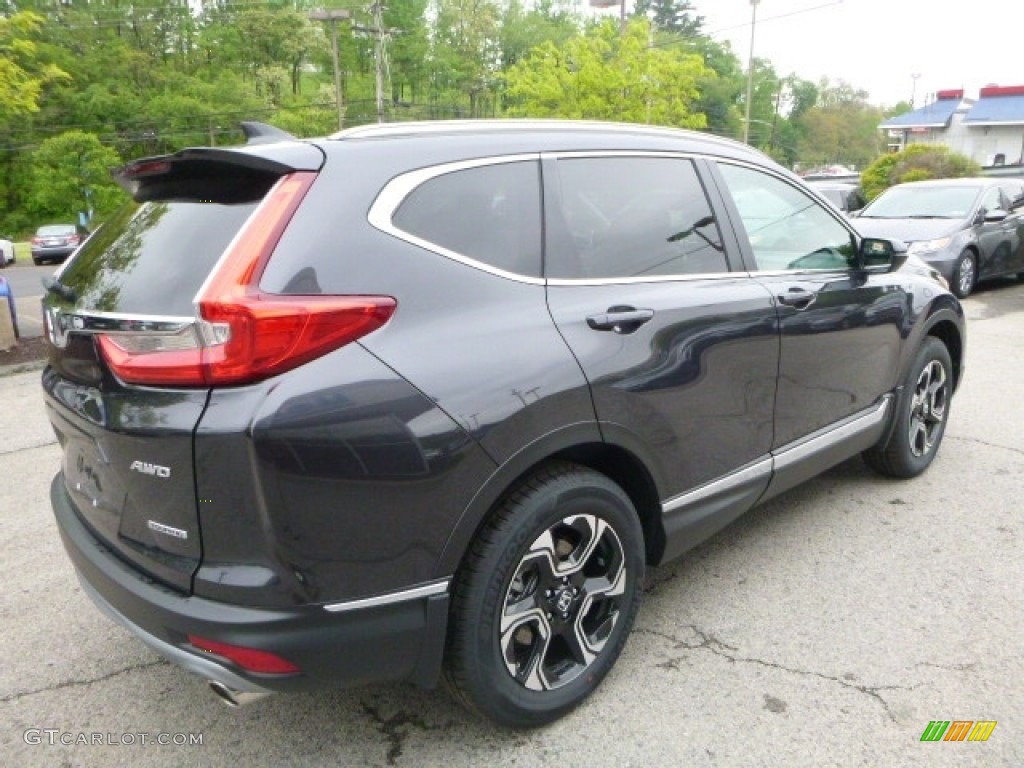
<box><xmin>547</xmin><ymin>271</ymin><xmax>740</xmax><ymax>287</ymax></box>
<box><xmin>322</xmin><ymin>578</ymin><xmax>451</xmax><ymax>613</ymax></box>
<box><xmin>772</xmin><ymin>396</ymin><xmax>892</xmax><ymax>471</ymax></box>
<box><xmin>369</xmin><ymin>150</ymin><xmax>742</xmax><ymax>286</ymax></box>
<box><xmin>661</xmin><ymin>458</ymin><xmax>772</xmax><ymax>514</ymax></box>
<box><xmin>540</xmin><ymin>149</ymin><xmax>703</xmax><ymax>161</ymax></box>
<box><xmin>368</xmin><ymin>154</ymin><xmax>546</xmax><ymax>285</ymax></box>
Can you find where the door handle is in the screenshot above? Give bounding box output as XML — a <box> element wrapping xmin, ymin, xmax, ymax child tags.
<box><xmin>777</xmin><ymin>288</ymin><xmax>816</xmax><ymax>309</ymax></box>
<box><xmin>586</xmin><ymin>306</ymin><xmax>655</xmax><ymax>334</ymax></box>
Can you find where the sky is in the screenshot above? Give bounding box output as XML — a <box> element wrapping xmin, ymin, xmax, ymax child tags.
<box><xmin>685</xmin><ymin>0</ymin><xmax>1023</xmax><ymax>108</ymax></box>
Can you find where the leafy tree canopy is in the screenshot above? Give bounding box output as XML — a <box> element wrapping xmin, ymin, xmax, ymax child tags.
<box><xmin>861</xmin><ymin>144</ymin><xmax>982</xmax><ymax>200</ymax></box>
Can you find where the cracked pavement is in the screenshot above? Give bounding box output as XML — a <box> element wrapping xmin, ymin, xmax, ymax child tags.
<box><xmin>2</xmin><ymin>283</ymin><xmax>1022</xmax><ymax>767</ymax></box>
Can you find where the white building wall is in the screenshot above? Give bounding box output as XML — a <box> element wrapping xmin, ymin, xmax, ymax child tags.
<box><xmin>904</xmin><ymin>116</ymin><xmax>1024</xmax><ymax>166</ymax></box>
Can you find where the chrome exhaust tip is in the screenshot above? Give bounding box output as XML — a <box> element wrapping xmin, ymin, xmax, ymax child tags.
<box><xmin>208</xmin><ymin>680</ymin><xmax>272</xmax><ymax>708</ymax></box>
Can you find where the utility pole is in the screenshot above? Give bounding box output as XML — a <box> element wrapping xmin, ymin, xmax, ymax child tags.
<box><xmin>309</xmin><ymin>9</ymin><xmax>351</xmax><ymax>131</ymax></box>
<box><xmin>743</xmin><ymin>0</ymin><xmax>760</xmax><ymax>144</ymax></box>
<box><xmin>910</xmin><ymin>73</ymin><xmax>921</xmax><ymax>108</ymax></box>
<box><xmin>373</xmin><ymin>0</ymin><xmax>385</xmax><ymax>123</ymax></box>
<box><xmin>354</xmin><ymin>3</ymin><xmax>389</xmax><ymax>124</ymax></box>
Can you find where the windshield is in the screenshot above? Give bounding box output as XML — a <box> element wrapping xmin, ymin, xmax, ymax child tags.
<box><xmin>860</xmin><ymin>185</ymin><xmax>980</xmax><ymax>219</ymax></box>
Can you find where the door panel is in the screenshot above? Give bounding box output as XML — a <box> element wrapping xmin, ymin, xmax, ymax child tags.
<box><xmin>753</xmin><ymin>273</ymin><xmax>907</xmax><ymax>447</ymax></box>
<box><xmin>542</xmin><ymin>154</ymin><xmax>778</xmax><ymax>501</ymax></box>
<box><xmin>711</xmin><ymin>160</ymin><xmax>909</xmax><ymax>447</ymax></box>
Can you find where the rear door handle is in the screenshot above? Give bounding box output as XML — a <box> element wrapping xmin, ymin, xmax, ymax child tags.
<box><xmin>586</xmin><ymin>306</ymin><xmax>655</xmax><ymax>334</ymax></box>
<box><xmin>777</xmin><ymin>288</ymin><xmax>816</xmax><ymax>309</ymax></box>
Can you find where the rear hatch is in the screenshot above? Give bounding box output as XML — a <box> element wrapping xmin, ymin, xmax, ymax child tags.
<box><xmin>43</xmin><ymin>140</ymin><xmax>325</xmax><ymax>593</ymax></box>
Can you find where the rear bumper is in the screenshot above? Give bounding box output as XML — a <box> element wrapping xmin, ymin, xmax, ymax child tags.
<box><xmin>52</xmin><ymin>473</ymin><xmax>450</xmax><ymax>693</ymax></box>
<box><xmin>31</xmin><ymin>246</ymin><xmax>75</xmax><ymax>260</ymax></box>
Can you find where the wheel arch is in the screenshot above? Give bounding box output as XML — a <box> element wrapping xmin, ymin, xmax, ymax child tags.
<box><xmin>435</xmin><ymin>424</ymin><xmax>667</xmax><ymax>579</ymax></box>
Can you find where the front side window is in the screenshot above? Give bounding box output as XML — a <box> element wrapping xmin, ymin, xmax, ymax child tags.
<box><xmin>392</xmin><ymin>161</ymin><xmax>542</xmax><ymax>277</ymax></box>
<box><xmin>546</xmin><ymin>156</ymin><xmax>728</xmax><ymax>279</ymax></box>
<box><xmin>717</xmin><ymin>163</ymin><xmax>856</xmax><ymax>272</ymax></box>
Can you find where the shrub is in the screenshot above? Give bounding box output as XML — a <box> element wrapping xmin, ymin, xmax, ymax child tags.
<box><xmin>861</xmin><ymin>144</ymin><xmax>980</xmax><ymax>200</ymax></box>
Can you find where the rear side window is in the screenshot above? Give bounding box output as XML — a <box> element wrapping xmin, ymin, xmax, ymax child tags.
<box><xmin>546</xmin><ymin>157</ymin><xmax>728</xmax><ymax>279</ymax></box>
<box><xmin>392</xmin><ymin>161</ymin><xmax>542</xmax><ymax>277</ymax></box>
<box><xmin>57</xmin><ymin>200</ymin><xmax>257</xmax><ymax>315</ymax></box>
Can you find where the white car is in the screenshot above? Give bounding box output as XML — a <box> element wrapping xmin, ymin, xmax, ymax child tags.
<box><xmin>0</xmin><ymin>237</ymin><xmax>14</xmax><ymax>267</ymax></box>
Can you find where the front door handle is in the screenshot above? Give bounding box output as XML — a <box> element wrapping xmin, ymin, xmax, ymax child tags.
<box><xmin>586</xmin><ymin>306</ymin><xmax>655</xmax><ymax>334</ymax></box>
<box><xmin>777</xmin><ymin>288</ymin><xmax>816</xmax><ymax>309</ymax></box>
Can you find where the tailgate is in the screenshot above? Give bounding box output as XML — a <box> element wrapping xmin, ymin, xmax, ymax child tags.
<box><xmin>42</xmin><ymin>139</ymin><xmax>324</xmax><ymax>593</ymax></box>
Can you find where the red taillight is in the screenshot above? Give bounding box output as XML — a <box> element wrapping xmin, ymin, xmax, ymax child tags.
<box><xmin>68</xmin><ymin>234</ymin><xmax>81</xmax><ymax>245</ymax></box>
<box><xmin>97</xmin><ymin>171</ymin><xmax>397</xmax><ymax>387</ymax></box>
<box><xmin>31</xmin><ymin>237</ymin><xmax>42</xmax><ymax>245</ymax></box>
<box><xmin>187</xmin><ymin>635</ymin><xmax>300</xmax><ymax>675</ymax></box>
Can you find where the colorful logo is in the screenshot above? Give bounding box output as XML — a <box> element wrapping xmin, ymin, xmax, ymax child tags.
<box><xmin>920</xmin><ymin>721</ymin><xmax>997</xmax><ymax>742</ymax></box>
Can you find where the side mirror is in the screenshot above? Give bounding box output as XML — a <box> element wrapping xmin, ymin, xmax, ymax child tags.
<box><xmin>858</xmin><ymin>237</ymin><xmax>907</xmax><ymax>273</ymax></box>
<box><xmin>984</xmin><ymin>208</ymin><xmax>1008</xmax><ymax>222</ymax></box>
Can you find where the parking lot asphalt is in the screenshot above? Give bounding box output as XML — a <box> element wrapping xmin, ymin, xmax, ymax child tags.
<box><xmin>1</xmin><ymin>282</ymin><xmax>1022</xmax><ymax>767</ymax></box>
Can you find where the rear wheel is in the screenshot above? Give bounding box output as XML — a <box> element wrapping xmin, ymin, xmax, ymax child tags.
<box><xmin>864</xmin><ymin>337</ymin><xmax>952</xmax><ymax>478</ymax></box>
<box><xmin>952</xmin><ymin>250</ymin><xmax>976</xmax><ymax>298</ymax></box>
<box><xmin>444</xmin><ymin>462</ymin><xmax>644</xmax><ymax>728</ymax></box>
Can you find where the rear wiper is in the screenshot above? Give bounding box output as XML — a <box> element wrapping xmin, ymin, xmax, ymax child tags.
<box><xmin>906</xmin><ymin>214</ymin><xmax>950</xmax><ymax>219</ymax></box>
<box><xmin>43</xmin><ymin>276</ymin><xmax>77</xmax><ymax>303</ymax></box>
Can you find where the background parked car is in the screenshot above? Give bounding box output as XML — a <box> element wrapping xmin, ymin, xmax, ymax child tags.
<box><xmin>853</xmin><ymin>177</ymin><xmax>1024</xmax><ymax>298</ymax></box>
<box><xmin>0</xmin><ymin>236</ymin><xmax>14</xmax><ymax>267</ymax></box>
<box><xmin>807</xmin><ymin>180</ymin><xmax>866</xmax><ymax>216</ymax></box>
<box><xmin>30</xmin><ymin>224</ymin><xmax>82</xmax><ymax>265</ymax></box>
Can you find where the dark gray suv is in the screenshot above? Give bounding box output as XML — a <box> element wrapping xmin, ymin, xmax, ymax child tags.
<box><xmin>43</xmin><ymin>120</ymin><xmax>964</xmax><ymax>728</ymax></box>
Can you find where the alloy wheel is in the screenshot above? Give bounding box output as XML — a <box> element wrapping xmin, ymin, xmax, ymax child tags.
<box><xmin>908</xmin><ymin>359</ymin><xmax>948</xmax><ymax>457</ymax></box>
<box><xmin>499</xmin><ymin>513</ymin><xmax>627</xmax><ymax>691</ymax></box>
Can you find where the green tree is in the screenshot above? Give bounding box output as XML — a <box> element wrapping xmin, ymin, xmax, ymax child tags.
<box><xmin>0</xmin><ymin>11</ymin><xmax>69</xmax><ymax>116</ymax></box>
<box><xmin>861</xmin><ymin>144</ymin><xmax>981</xmax><ymax>200</ymax></box>
<box><xmin>28</xmin><ymin>131</ymin><xmax>125</xmax><ymax>224</ymax></box>
<box><xmin>633</xmin><ymin>0</ymin><xmax>703</xmax><ymax>35</ymax></box>
<box><xmin>793</xmin><ymin>79</ymin><xmax>884</xmax><ymax>169</ymax></box>
<box><xmin>503</xmin><ymin>19</ymin><xmax>708</xmax><ymax>129</ymax></box>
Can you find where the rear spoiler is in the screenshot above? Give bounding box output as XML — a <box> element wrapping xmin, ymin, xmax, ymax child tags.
<box><xmin>113</xmin><ymin>133</ymin><xmax>324</xmax><ymax>204</ymax></box>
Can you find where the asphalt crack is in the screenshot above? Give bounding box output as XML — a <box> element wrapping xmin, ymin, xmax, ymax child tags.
<box><xmin>0</xmin><ymin>659</ymin><xmax>167</xmax><ymax>704</ymax></box>
<box><xmin>0</xmin><ymin>439</ymin><xmax>59</xmax><ymax>457</ymax></box>
<box><xmin>946</xmin><ymin>433</ymin><xmax>1024</xmax><ymax>458</ymax></box>
<box><xmin>638</xmin><ymin>626</ymin><xmax>918</xmax><ymax>722</ymax></box>
<box><xmin>360</xmin><ymin>701</ymin><xmax>445</xmax><ymax>765</ymax></box>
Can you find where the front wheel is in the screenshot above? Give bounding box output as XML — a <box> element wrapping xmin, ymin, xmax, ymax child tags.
<box><xmin>444</xmin><ymin>462</ymin><xmax>644</xmax><ymax>728</ymax></box>
<box><xmin>864</xmin><ymin>337</ymin><xmax>953</xmax><ymax>478</ymax></box>
<box><xmin>952</xmin><ymin>250</ymin><xmax>976</xmax><ymax>298</ymax></box>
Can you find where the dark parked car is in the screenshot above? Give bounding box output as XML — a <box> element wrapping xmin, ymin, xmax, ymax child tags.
<box><xmin>30</xmin><ymin>224</ymin><xmax>82</xmax><ymax>265</ymax></box>
<box><xmin>807</xmin><ymin>180</ymin><xmax>866</xmax><ymax>216</ymax></box>
<box><xmin>43</xmin><ymin>120</ymin><xmax>964</xmax><ymax>728</ymax></box>
<box><xmin>853</xmin><ymin>177</ymin><xmax>1024</xmax><ymax>298</ymax></box>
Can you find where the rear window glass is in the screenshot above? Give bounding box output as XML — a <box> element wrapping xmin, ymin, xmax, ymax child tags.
<box><xmin>57</xmin><ymin>200</ymin><xmax>257</xmax><ymax>315</ymax></box>
<box><xmin>38</xmin><ymin>224</ymin><xmax>76</xmax><ymax>236</ymax></box>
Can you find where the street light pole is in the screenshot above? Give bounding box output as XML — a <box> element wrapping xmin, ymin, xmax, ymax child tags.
<box><xmin>910</xmin><ymin>73</ymin><xmax>921</xmax><ymax>108</ymax></box>
<box><xmin>309</xmin><ymin>9</ymin><xmax>351</xmax><ymax>131</ymax></box>
<box><xmin>743</xmin><ymin>0</ymin><xmax>760</xmax><ymax>144</ymax></box>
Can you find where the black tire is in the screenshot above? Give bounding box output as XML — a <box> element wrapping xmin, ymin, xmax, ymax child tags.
<box><xmin>32</xmin><ymin>257</ymin><xmax>43</xmax><ymax>266</ymax></box>
<box><xmin>951</xmin><ymin>250</ymin><xmax>976</xmax><ymax>298</ymax></box>
<box><xmin>444</xmin><ymin>462</ymin><xmax>644</xmax><ymax>728</ymax></box>
<box><xmin>863</xmin><ymin>337</ymin><xmax>953</xmax><ymax>478</ymax></box>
